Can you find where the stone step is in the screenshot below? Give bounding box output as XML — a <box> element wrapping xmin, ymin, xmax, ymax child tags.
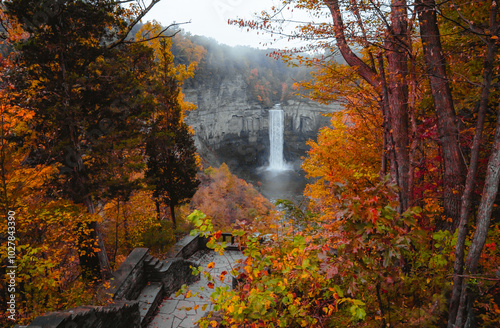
<box><xmin>146</xmin><ymin>257</ymin><xmax>159</xmax><ymax>267</ymax></box>
<box><xmin>137</xmin><ymin>282</ymin><xmax>163</xmax><ymax>327</ymax></box>
<box><xmin>154</xmin><ymin>260</ymin><xmax>164</xmax><ymax>271</ymax></box>
<box><xmin>144</xmin><ymin>254</ymin><xmax>153</xmax><ymax>263</ymax></box>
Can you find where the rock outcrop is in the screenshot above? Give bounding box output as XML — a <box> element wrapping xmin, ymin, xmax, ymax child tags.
<box><xmin>184</xmin><ymin>73</ymin><xmax>339</xmax><ymax>173</ymax></box>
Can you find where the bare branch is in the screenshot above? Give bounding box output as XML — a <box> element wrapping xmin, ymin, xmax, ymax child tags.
<box><xmin>107</xmin><ymin>0</ymin><xmax>161</xmax><ymax>49</ymax></box>
<box><xmin>448</xmin><ymin>274</ymin><xmax>500</xmax><ymax>282</ymax></box>
<box><xmin>124</xmin><ymin>22</ymin><xmax>190</xmax><ymax>44</ymax></box>
<box><xmin>111</xmin><ymin>0</ymin><xmax>136</xmax><ymax>4</ymax></box>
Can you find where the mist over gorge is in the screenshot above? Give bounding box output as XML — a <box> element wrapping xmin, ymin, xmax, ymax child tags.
<box><xmin>184</xmin><ymin>78</ymin><xmax>336</xmax><ymax>173</ymax></box>
<box><xmin>172</xmin><ymin>33</ymin><xmax>338</xmax><ymax>179</ymax></box>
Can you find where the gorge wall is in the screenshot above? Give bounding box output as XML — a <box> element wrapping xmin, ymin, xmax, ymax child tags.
<box><xmin>184</xmin><ymin>73</ymin><xmax>339</xmax><ymax>175</ymax></box>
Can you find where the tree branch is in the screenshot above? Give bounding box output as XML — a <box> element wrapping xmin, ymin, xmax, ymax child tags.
<box><xmin>107</xmin><ymin>0</ymin><xmax>161</xmax><ymax>49</ymax></box>
<box><xmin>123</xmin><ymin>22</ymin><xmax>190</xmax><ymax>44</ymax></box>
<box><xmin>324</xmin><ymin>0</ymin><xmax>381</xmax><ymax>89</ymax></box>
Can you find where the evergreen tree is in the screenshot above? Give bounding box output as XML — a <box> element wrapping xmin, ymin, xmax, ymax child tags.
<box><xmin>4</xmin><ymin>0</ymin><xmax>157</xmax><ymax>280</ymax></box>
<box><xmin>146</xmin><ymin>122</ymin><xmax>200</xmax><ymax>229</ymax></box>
<box><xmin>141</xmin><ymin>34</ymin><xmax>200</xmax><ymax>230</ymax></box>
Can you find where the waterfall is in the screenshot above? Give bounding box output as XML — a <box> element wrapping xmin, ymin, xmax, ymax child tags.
<box><xmin>269</xmin><ymin>105</ymin><xmax>286</xmax><ymax>171</ymax></box>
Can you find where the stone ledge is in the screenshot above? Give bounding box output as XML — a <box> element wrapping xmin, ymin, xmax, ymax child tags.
<box><xmin>166</xmin><ymin>234</ymin><xmax>204</xmax><ymax>259</ymax></box>
<box><xmin>109</xmin><ymin>248</ymin><xmax>150</xmax><ymax>300</ymax></box>
<box><xmin>21</xmin><ymin>300</ymin><xmax>140</xmax><ymax>328</ymax></box>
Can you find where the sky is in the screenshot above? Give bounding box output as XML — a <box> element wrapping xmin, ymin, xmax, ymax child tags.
<box><xmin>143</xmin><ymin>0</ymin><xmax>315</xmax><ymax>49</ymax></box>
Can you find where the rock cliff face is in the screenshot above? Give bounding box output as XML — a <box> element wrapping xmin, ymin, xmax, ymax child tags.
<box><xmin>184</xmin><ymin>73</ymin><xmax>339</xmax><ymax>173</ymax></box>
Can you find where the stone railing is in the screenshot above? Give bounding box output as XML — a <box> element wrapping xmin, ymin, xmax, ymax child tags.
<box><xmin>19</xmin><ymin>301</ymin><xmax>141</xmax><ymax>328</ymax></box>
<box><xmin>108</xmin><ymin>247</ymin><xmax>150</xmax><ymax>301</ymax></box>
<box><xmin>16</xmin><ymin>233</ymin><xmax>214</xmax><ymax>328</ymax></box>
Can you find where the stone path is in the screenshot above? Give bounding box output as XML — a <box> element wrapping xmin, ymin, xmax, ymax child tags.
<box><xmin>148</xmin><ymin>250</ymin><xmax>245</xmax><ymax>328</ymax></box>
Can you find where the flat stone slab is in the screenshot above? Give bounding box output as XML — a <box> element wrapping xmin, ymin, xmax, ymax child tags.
<box><xmin>138</xmin><ymin>282</ymin><xmax>163</xmax><ymax>321</ymax></box>
<box><xmin>148</xmin><ymin>250</ymin><xmax>245</xmax><ymax>328</ymax></box>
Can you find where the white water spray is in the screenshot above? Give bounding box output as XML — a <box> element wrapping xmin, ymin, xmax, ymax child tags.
<box><xmin>268</xmin><ymin>105</ymin><xmax>286</xmax><ymax>171</ymax></box>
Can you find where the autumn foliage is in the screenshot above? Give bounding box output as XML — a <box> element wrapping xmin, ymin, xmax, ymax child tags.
<box><xmin>1</xmin><ymin>1</ymin><xmax>500</xmax><ymax>327</ymax></box>
<box><xmin>202</xmin><ymin>1</ymin><xmax>500</xmax><ymax>327</ymax></box>
<box><xmin>0</xmin><ymin>1</ymin><xmax>203</xmax><ymax>325</ymax></box>
<box><xmin>185</xmin><ymin>164</ymin><xmax>273</xmax><ymax>231</ymax></box>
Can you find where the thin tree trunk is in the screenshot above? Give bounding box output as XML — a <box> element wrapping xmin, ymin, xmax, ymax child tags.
<box><xmin>155</xmin><ymin>199</ymin><xmax>161</xmax><ymax>220</ymax></box>
<box><xmin>170</xmin><ymin>203</ymin><xmax>177</xmax><ymax>230</ymax></box>
<box><xmin>386</xmin><ymin>0</ymin><xmax>411</xmax><ymax>212</ymax></box>
<box><xmin>123</xmin><ymin>203</ymin><xmax>130</xmax><ymax>250</ymax></box>
<box><xmin>416</xmin><ymin>0</ymin><xmax>466</xmax><ymax>231</ymax></box>
<box><xmin>378</xmin><ymin>53</ymin><xmax>398</xmax><ymax>188</ymax></box>
<box><xmin>325</xmin><ymin>0</ymin><xmax>381</xmax><ymax>88</ymax></box>
<box><xmin>454</xmin><ymin>106</ymin><xmax>500</xmax><ymax>327</ymax></box>
<box><xmin>380</xmin><ymin>126</ymin><xmax>388</xmax><ymax>178</ymax></box>
<box><xmin>80</xmin><ymin>197</ymin><xmax>112</xmax><ymax>280</ymax></box>
<box><xmin>407</xmin><ymin>12</ymin><xmax>419</xmax><ymax>207</ymax></box>
<box><xmin>448</xmin><ymin>38</ymin><xmax>498</xmax><ymax>328</ymax></box>
<box><xmin>113</xmin><ymin>199</ymin><xmax>120</xmax><ymax>269</ymax></box>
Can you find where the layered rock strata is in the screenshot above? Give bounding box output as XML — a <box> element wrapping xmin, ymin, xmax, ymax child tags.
<box><xmin>184</xmin><ymin>74</ymin><xmax>339</xmax><ymax>172</ymax></box>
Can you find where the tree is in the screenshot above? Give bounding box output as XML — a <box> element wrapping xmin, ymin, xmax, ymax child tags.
<box><xmin>415</xmin><ymin>0</ymin><xmax>466</xmax><ymax>231</ymax></box>
<box><xmin>146</xmin><ymin>122</ymin><xmax>200</xmax><ymax>228</ymax></box>
<box><xmin>231</xmin><ymin>1</ymin><xmax>500</xmax><ymax>326</ymax></box>
<box><xmin>3</xmin><ymin>0</ymin><xmax>162</xmax><ymax>280</ymax></box>
<box><xmin>232</xmin><ymin>0</ymin><xmax>469</xmax><ymax>226</ymax></box>
<box><xmin>0</xmin><ymin>39</ymin><xmax>108</xmax><ymax>324</ymax></box>
<box><xmin>141</xmin><ymin>25</ymin><xmax>201</xmax><ymax>229</ymax></box>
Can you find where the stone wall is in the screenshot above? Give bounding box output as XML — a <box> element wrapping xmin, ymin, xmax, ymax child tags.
<box><xmin>24</xmin><ymin>301</ymin><xmax>140</xmax><ymax>328</ymax></box>
<box><xmin>158</xmin><ymin>258</ymin><xmax>199</xmax><ymax>297</ymax></box>
<box><xmin>109</xmin><ymin>248</ymin><xmax>149</xmax><ymax>301</ymax></box>
<box><xmin>166</xmin><ymin>234</ymin><xmax>206</xmax><ymax>259</ymax></box>
<box><xmin>17</xmin><ymin>234</ymin><xmax>210</xmax><ymax>328</ymax></box>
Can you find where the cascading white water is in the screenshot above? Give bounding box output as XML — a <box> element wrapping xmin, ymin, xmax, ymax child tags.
<box><xmin>268</xmin><ymin>105</ymin><xmax>286</xmax><ymax>171</ymax></box>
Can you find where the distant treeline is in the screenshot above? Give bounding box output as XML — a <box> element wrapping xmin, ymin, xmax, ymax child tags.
<box><xmin>170</xmin><ymin>31</ymin><xmax>311</xmax><ymax>107</ymax></box>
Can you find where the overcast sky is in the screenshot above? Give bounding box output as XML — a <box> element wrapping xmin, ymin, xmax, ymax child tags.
<box><xmin>143</xmin><ymin>0</ymin><xmax>317</xmax><ymax>49</ymax></box>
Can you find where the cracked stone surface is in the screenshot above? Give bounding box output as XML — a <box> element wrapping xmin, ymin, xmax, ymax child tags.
<box><xmin>148</xmin><ymin>250</ymin><xmax>245</xmax><ymax>328</ymax></box>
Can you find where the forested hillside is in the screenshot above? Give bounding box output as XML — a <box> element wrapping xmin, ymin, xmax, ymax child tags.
<box><xmin>170</xmin><ymin>32</ymin><xmax>311</xmax><ymax>107</ymax></box>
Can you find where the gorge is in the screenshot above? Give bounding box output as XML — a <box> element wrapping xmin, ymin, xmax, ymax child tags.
<box><xmin>183</xmin><ymin>73</ymin><xmax>339</xmax><ymax>200</ymax></box>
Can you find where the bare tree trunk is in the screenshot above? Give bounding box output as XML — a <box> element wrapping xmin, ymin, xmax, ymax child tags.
<box><xmin>378</xmin><ymin>53</ymin><xmax>398</xmax><ymax>188</ymax></box>
<box><xmin>448</xmin><ymin>37</ymin><xmax>498</xmax><ymax>328</ymax></box>
<box><xmin>155</xmin><ymin>199</ymin><xmax>161</xmax><ymax>220</ymax></box>
<box><xmin>380</xmin><ymin>126</ymin><xmax>388</xmax><ymax>178</ymax></box>
<box><xmin>80</xmin><ymin>197</ymin><xmax>112</xmax><ymax>280</ymax></box>
<box><xmin>113</xmin><ymin>199</ymin><xmax>120</xmax><ymax>269</ymax></box>
<box><xmin>123</xmin><ymin>202</ymin><xmax>130</xmax><ymax>250</ymax></box>
<box><xmin>407</xmin><ymin>11</ymin><xmax>419</xmax><ymax>207</ymax></box>
<box><xmin>454</xmin><ymin>107</ymin><xmax>500</xmax><ymax>327</ymax></box>
<box><xmin>416</xmin><ymin>0</ymin><xmax>466</xmax><ymax>231</ymax></box>
<box><xmin>325</xmin><ymin>0</ymin><xmax>381</xmax><ymax>88</ymax></box>
<box><xmin>170</xmin><ymin>203</ymin><xmax>177</xmax><ymax>230</ymax></box>
<box><xmin>386</xmin><ymin>0</ymin><xmax>410</xmax><ymax>212</ymax></box>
